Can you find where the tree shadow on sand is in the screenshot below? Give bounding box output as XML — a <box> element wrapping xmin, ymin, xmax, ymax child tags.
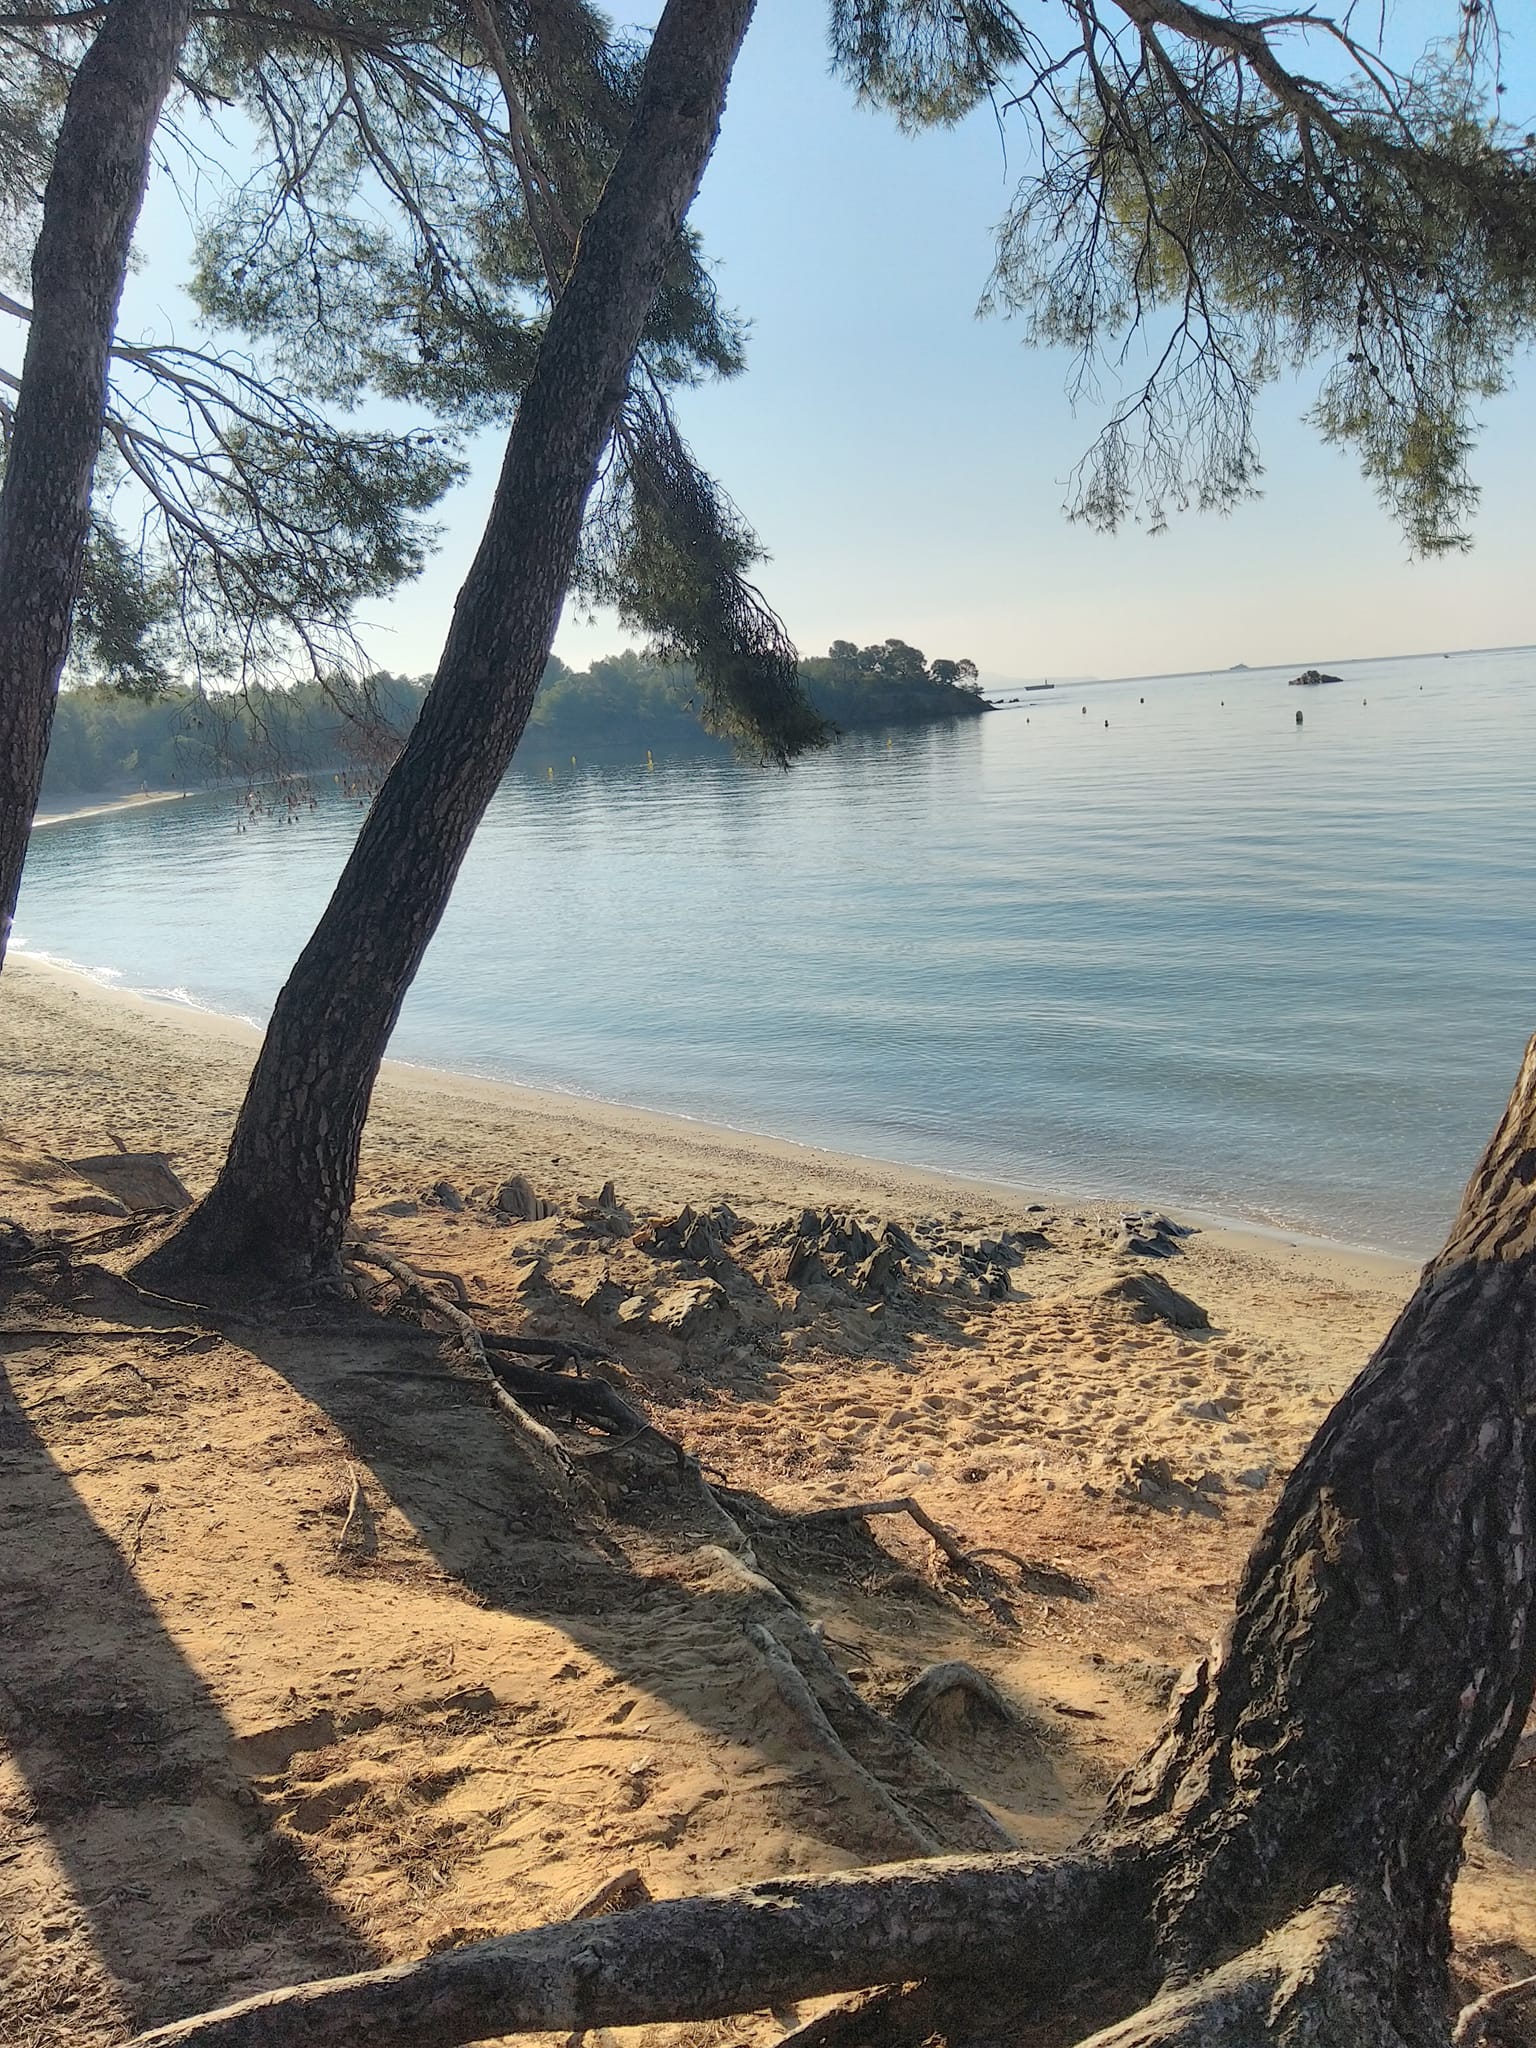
<box><xmin>0</xmin><ymin>1345</ymin><xmax>374</xmax><ymax>2042</ymax></box>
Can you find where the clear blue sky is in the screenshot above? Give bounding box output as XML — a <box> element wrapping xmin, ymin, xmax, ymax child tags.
<box><xmin>38</xmin><ymin>0</ymin><xmax>1536</xmax><ymax>684</ymax></box>
<box><xmin>367</xmin><ymin>0</ymin><xmax>1536</xmax><ymax>683</ymax></box>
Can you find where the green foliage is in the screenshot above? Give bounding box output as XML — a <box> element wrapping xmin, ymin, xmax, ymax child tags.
<box><xmin>73</xmin><ymin>516</ymin><xmax>178</xmax><ymax>696</ymax></box>
<box><xmin>801</xmin><ymin>639</ymin><xmax>985</xmax><ymax>722</ymax></box>
<box><xmin>40</xmin><ymin>634</ymin><xmax>985</xmax><ymax>795</ymax></box>
<box><xmin>828</xmin><ymin>0</ymin><xmax>1029</xmax><ymax>129</ymax></box>
<box><xmin>583</xmin><ymin>397</ymin><xmax>830</xmax><ymax>766</ymax></box>
<box><xmin>833</xmin><ymin>0</ymin><xmax>1536</xmax><ymax>554</ymax></box>
<box><xmin>989</xmin><ymin>48</ymin><xmax>1536</xmax><ymax>551</ymax></box>
<box><xmin>185</xmin><ymin>0</ymin><xmax>745</xmax><ymax>429</ymax></box>
<box><xmin>0</xmin><ymin>28</ymin><xmax>65</xmax><ymax>285</ymax></box>
<box><xmin>2</xmin><ymin>0</ymin><xmax>754</xmax><ymax>699</ymax></box>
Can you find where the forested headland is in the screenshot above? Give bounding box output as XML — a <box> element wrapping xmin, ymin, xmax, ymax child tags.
<box><xmin>38</xmin><ymin>638</ymin><xmax>985</xmax><ymax>799</ymax></box>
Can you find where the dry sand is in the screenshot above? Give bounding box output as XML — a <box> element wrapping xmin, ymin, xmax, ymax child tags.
<box><xmin>1</xmin><ymin>953</ymin><xmax>1531</xmax><ymax>2045</ymax></box>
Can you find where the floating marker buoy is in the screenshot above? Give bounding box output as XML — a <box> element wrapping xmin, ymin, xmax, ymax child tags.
<box><xmin>1296</xmin><ymin>709</ymin><xmax>1304</xmax><ymax>725</ymax></box>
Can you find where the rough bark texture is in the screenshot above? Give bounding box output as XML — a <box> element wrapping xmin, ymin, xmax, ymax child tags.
<box><xmin>135</xmin><ymin>0</ymin><xmax>755</xmax><ymax>1284</ymax></box>
<box><xmin>1097</xmin><ymin>1032</ymin><xmax>1536</xmax><ymax>2044</ymax></box>
<box><xmin>126</xmin><ymin>1038</ymin><xmax>1536</xmax><ymax>2048</ymax></box>
<box><xmin>1073</xmin><ymin>1888</ymin><xmax>1412</xmax><ymax>2048</ymax></box>
<box><xmin>0</xmin><ymin>0</ymin><xmax>191</xmax><ymax>963</ymax></box>
<box><xmin>125</xmin><ymin>1850</ymin><xmax>1142</xmax><ymax>2048</ymax></box>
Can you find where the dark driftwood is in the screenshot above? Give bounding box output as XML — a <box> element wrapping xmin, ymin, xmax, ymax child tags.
<box><xmin>481</xmin><ymin>1330</ymin><xmax>609</xmax><ymax>1364</ymax></box>
<box><xmin>480</xmin><ymin>1352</ymin><xmax>684</xmax><ymax>1462</ymax></box>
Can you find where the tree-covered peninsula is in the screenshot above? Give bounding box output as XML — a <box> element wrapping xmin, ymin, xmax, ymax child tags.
<box><xmin>38</xmin><ymin>638</ymin><xmax>987</xmax><ymax>799</ymax></box>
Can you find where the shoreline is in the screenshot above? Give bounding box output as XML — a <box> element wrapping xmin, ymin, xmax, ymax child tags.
<box><xmin>2</xmin><ymin>951</ymin><xmax>1418</xmax><ymax>1288</ymax></box>
<box><xmin>31</xmin><ymin>787</ymin><xmax>191</xmax><ymax>829</ymax></box>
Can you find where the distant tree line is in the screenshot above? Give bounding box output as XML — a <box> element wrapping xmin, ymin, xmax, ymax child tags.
<box><xmin>38</xmin><ymin>639</ymin><xmax>986</xmax><ymax>797</ymax></box>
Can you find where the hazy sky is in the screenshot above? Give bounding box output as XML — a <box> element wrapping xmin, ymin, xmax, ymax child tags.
<box><xmin>48</xmin><ymin>1</ymin><xmax>1536</xmax><ymax>683</ymax></box>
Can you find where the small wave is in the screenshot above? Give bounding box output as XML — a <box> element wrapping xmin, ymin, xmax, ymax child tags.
<box><xmin>15</xmin><ymin>945</ymin><xmax>126</xmax><ymax>990</ymax></box>
<box><xmin>137</xmin><ymin>983</ymin><xmax>264</xmax><ymax>1029</ymax></box>
<box><xmin>15</xmin><ymin>948</ymin><xmax>264</xmax><ymax>1029</ymax></box>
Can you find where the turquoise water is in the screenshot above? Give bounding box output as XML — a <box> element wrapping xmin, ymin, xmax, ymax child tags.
<box><xmin>15</xmin><ymin>645</ymin><xmax>1536</xmax><ymax>1257</ymax></box>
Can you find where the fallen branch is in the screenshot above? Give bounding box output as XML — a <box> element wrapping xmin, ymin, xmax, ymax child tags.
<box><xmin>337</xmin><ymin>1464</ymin><xmax>378</xmax><ymax>1558</ymax></box>
<box><xmin>125</xmin><ymin>1847</ymin><xmax>1143</xmax><ymax>2048</ymax></box>
<box><xmin>797</xmin><ymin>1497</ymin><xmax>974</xmax><ymax>1571</ymax></box>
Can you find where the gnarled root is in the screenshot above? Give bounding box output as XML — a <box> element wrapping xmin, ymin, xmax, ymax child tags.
<box><xmin>1075</xmin><ymin>1887</ymin><xmax>1421</xmax><ymax>2048</ymax></box>
<box><xmin>125</xmin><ymin>1849</ymin><xmax>1145</xmax><ymax>2048</ymax></box>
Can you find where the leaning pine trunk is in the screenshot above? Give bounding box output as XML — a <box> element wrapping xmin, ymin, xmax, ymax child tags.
<box><xmin>139</xmin><ymin>0</ymin><xmax>757</xmax><ymax>1283</ymax></box>
<box><xmin>0</xmin><ymin>0</ymin><xmax>192</xmax><ymax>964</ymax></box>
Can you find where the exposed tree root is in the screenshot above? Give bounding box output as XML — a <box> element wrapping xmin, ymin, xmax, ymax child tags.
<box><xmin>346</xmin><ymin>1240</ymin><xmax>581</xmax><ymax>1490</ymax></box>
<box><xmin>746</xmin><ymin>1622</ymin><xmax>941</xmax><ymax>1856</ymax></box>
<box><xmin>797</xmin><ymin>1497</ymin><xmax>1091</xmax><ymax>1606</ymax></box>
<box><xmin>1453</xmin><ymin>1973</ymin><xmax>1536</xmax><ymax>2047</ymax></box>
<box><xmin>125</xmin><ymin>1849</ymin><xmax>1144</xmax><ymax>2048</ymax></box>
<box><xmin>116</xmin><ymin>1039</ymin><xmax>1536</xmax><ymax>2048</ymax></box>
<box><xmin>695</xmin><ymin>1543</ymin><xmax>1017</xmax><ymax>1854</ymax></box>
<box><xmin>1072</xmin><ymin>1888</ymin><xmax>1414</xmax><ymax>2048</ymax></box>
<box><xmin>889</xmin><ymin>1662</ymin><xmax>1020</xmax><ymax>1740</ymax></box>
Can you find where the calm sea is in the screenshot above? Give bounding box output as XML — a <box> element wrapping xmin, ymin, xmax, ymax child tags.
<box><xmin>15</xmin><ymin>646</ymin><xmax>1536</xmax><ymax>1257</ymax></box>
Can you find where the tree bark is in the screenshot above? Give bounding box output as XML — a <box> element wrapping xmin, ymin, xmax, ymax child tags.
<box><xmin>1097</xmin><ymin>1033</ymin><xmax>1536</xmax><ymax>2042</ymax></box>
<box><xmin>124</xmin><ymin>1850</ymin><xmax>1145</xmax><ymax>2048</ymax></box>
<box><xmin>124</xmin><ymin>1037</ymin><xmax>1536</xmax><ymax>2048</ymax></box>
<box><xmin>135</xmin><ymin>0</ymin><xmax>757</xmax><ymax>1284</ymax></box>
<box><xmin>0</xmin><ymin>0</ymin><xmax>191</xmax><ymax>965</ymax></box>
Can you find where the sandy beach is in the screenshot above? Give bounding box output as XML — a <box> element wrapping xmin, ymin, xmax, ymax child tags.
<box><xmin>3</xmin><ymin>952</ymin><xmax>1531</xmax><ymax>2045</ymax></box>
<box><xmin>30</xmin><ymin>788</ymin><xmax>191</xmax><ymax>830</ymax></box>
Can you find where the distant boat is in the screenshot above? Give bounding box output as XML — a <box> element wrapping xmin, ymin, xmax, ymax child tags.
<box><xmin>1289</xmin><ymin>669</ymin><xmax>1341</xmax><ymax>687</ymax></box>
<box><xmin>1024</xmin><ymin>682</ymin><xmax>1055</xmax><ymax>692</ymax></box>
